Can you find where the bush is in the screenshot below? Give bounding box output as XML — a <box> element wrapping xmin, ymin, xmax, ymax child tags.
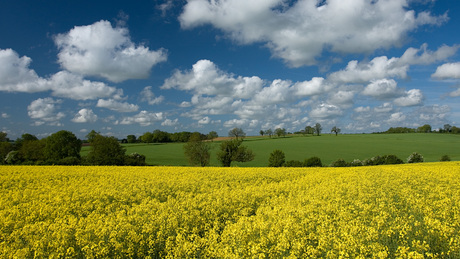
<box><xmin>350</xmin><ymin>159</ymin><xmax>363</xmax><ymax>167</ymax></box>
<box><xmin>125</xmin><ymin>153</ymin><xmax>147</xmax><ymax>166</ymax></box>
<box><xmin>407</xmin><ymin>152</ymin><xmax>424</xmax><ymax>163</ymax></box>
<box><xmin>330</xmin><ymin>159</ymin><xmax>349</xmax><ymax>167</ymax></box>
<box><xmin>284</xmin><ymin>160</ymin><xmax>304</xmax><ymax>167</ymax></box>
<box><xmin>304</xmin><ymin>157</ymin><xmax>322</xmax><ymax>167</ymax></box>
<box><xmin>268</xmin><ymin>149</ymin><xmax>285</xmax><ymax>167</ymax></box>
<box><xmin>440</xmin><ymin>155</ymin><xmax>451</xmax><ymax>162</ymax></box>
<box><xmin>382</xmin><ymin>155</ymin><xmax>404</xmax><ymax>165</ymax></box>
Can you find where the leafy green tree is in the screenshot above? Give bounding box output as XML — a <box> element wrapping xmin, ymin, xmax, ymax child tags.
<box><xmin>86</xmin><ymin>134</ymin><xmax>126</xmax><ymax>165</ymax></box>
<box><xmin>268</xmin><ymin>149</ymin><xmax>285</xmax><ymax>167</ymax></box>
<box><xmin>417</xmin><ymin>124</ymin><xmax>432</xmax><ymax>133</ymax></box>
<box><xmin>140</xmin><ymin>132</ymin><xmax>154</xmax><ymax>143</ymax></box>
<box><xmin>275</xmin><ymin>128</ymin><xmax>287</xmax><ymax>138</ymax></box>
<box><xmin>0</xmin><ymin>132</ymin><xmax>8</xmax><ymax>142</ymax></box>
<box><xmin>440</xmin><ymin>155</ymin><xmax>451</xmax><ymax>161</ymax></box>
<box><xmin>207</xmin><ymin>131</ymin><xmax>218</xmax><ymax>141</ymax></box>
<box><xmin>259</xmin><ymin>130</ymin><xmax>264</xmax><ymax>136</ymax></box>
<box><xmin>127</xmin><ymin>135</ymin><xmax>137</xmax><ymax>143</ymax></box>
<box><xmin>217</xmin><ymin>139</ymin><xmax>254</xmax><ymax>167</ymax></box>
<box><xmin>265</xmin><ymin>129</ymin><xmax>273</xmax><ymax>138</ymax></box>
<box><xmin>305</xmin><ymin>157</ymin><xmax>322</xmax><ymax>167</ymax></box>
<box><xmin>184</xmin><ymin>133</ymin><xmax>211</xmax><ymax>167</ymax></box>
<box><xmin>18</xmin><ymin>139</ymin><xmax>46</xmax><ymax>163</ymax></box>
<box><xmin>444</xmin><ymin>124</ymin><xmax>452</xmax><ymax>133</ymax></box>
<box><xmin>153</xmin><ymin>129</ymin><xmax>170</xmax><ymax>143</ymax></box>
<box><xmin>0</xmin><ymin>142</ymin><xmax>13</xmax><ymax>164</ymax></box>
<box><xmin>314</xmin><ymin>123</ymin><xmax>322</xmax><ymax>136</ymax></box>
<box><xmin>407</xmin><ymin>152</ymin><xmax>424</xmax><ymax>163</ymax></box>
<box><xmin>331</xmin><ymin>126</ymin><xmax>341</xmax><ymax>136</ymax></box>
<box><xmin>86</xmin><ymin>130</ymin><xmax>99</xmax><ymax>143</ymax></box>
<box><xmin>228</xmin><ymin>127</ymin><xmax>246</xmax><ymax>141</ymax></box>
<box><xmin>15</xmin><ymin>133</ymin><xmax>38</xmax><ymax>149</ymax></box>
<box><xmin>124</xmin><ymin>152</ymin><xmax>146</xmax><ymax>166</ymax></box>
<box><xmin>305</xmin><ymin>126</ymin><xmax>314</xmax><ymax>135</ymax></box>
<box><xmin>331</xmin><ymin>158</ymin><xmax>349</xmax><ymax>167</ymax></box>
<box><xmin>44</xmin><ymin>130</ymin><xmax>81</xmax><ymax>162</ymax></box>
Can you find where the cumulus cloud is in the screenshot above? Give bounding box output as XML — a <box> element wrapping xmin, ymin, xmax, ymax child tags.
<box><xmin>54</xmin><ymin>20</ymin><xmax>167</xmax><ymax>82</ymax></box>
<box><xmin>387</xmin><ymin>112</ymin><xmax>406</xmax><ymax>124</ymax></box>
<box><xmin>72</xmin><ymin>108</ymin><xmax>98</xmax><ymax>123</ymax></box>
<box><xmin>0</xmin><ymin>49</ymin><xmax>49</xmax><ymax>92</ymax></box>
<box><xmin>198</xmin><ymin>116</ymin><xmax>211</xmax><ymax>125</ymax></box>
<box><xmin>1</xmin><ymin>112</ymin><xmax>9</xmax><ymax>119</ymax></box>
<box><xmin>432</xmin><ymin>62</ymin><xmax>460</xmax><ymax>79</ymax></box>
<box><xmin>362</xmin><ymin>79</ymin><xmax>403</xmax><ymax>99</ymax></box>
<box><xmin>310</xmin><ymin>103</ymin><xmax>343</xmax><ymax>119</ymax></box>
<box><xmin>161</xmin><ymin>118</ymin><xmax>179</xmax><ymax>127</ymax></box>
<box><xmin>140</xmin><ymin>86</ymin><xmax>165</xmax><ymax>105</ymax></box>
<box><xmin>394</xmin><ymin>89</ymin><xmax>424</xmax><ymax>107</ymax></box>
<box><xmin>96</xmin><ymin>99</ymin><xmax>139</xmax><ymax>113</ymax></box>
<box><xmin>180</xmin><ymin>0</ymin><xmax>447</xmax><ymax>67</ymax></box>
<box><xmin>120</xmin><ymin>111</ymin><xmax>164</xmax><ymax>126</ymax></box>
<box><xmin>27</xmin><ymin>98</ymin><xmax>65</xmax><ymax>126</ymax></box>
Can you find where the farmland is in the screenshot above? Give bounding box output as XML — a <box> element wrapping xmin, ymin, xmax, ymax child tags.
<box><xmin>81</xmin><ymin>133</ymin><xmax>460</xmax><ymax>166</ymax></box>
<box><xmin>1</xmin><ymin>163</ymin><xmax>460</xmax><ymax>258</ymax></box>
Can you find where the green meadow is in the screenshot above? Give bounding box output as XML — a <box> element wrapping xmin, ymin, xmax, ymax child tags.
<box><xmin>81</xmin><ymin>133</ymin><xmax>460</xmax><ymax>166</ymax></box>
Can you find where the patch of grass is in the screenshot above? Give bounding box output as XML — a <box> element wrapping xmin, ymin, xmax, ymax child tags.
<box><xmin>81</xmin><ymin>134</ymin><xmax>460</xmax><ymax>166</ymax></box>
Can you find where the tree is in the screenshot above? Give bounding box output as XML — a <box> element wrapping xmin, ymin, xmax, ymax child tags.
<box><xmin>127</xmin><ymin>135</ymin><xmax>137</xmax><ymax>143</ymax></box>
<box><xmin>217</xmin><ymin>139</ymin><xmax>254</xmax><ymax>167</ymax></box>
<box><xmin>184</xmin><ymin>133</ymin><xmax>211</xmax><ymax>167</ymax></box>
<box><xmin>407</xmin><ymin>152</ymin><xmax>424</xmax><ymax>163</ymax></box>
<box><xmin>228</xmin><ymin>127</ymin><xmax>246</xmax><ymax>141</ymax></box>
<box><xmin>153</xmin><ymin>129</ymin><xmax>170</xmax><ymax>143</ymax></box>
<box><xmin>275</xmin><ymin>128</ymin><xmax>287</xmax><ymax>138</ymax></box>
<box><xmin>207</xmin><ymin>131</ymin><xmax>218</xmax><ymax>141</ymax></box>
<box><xmin>314</xmin><ymin>123</ymin><xmax>322</xmax><ymax>136</ymax></box>
<box><xmin>259</xmin><ymin>130</ymin><xmax>264</xmax><ymax>136</ymax></box>
<box><xmin>0</xmin><ymin>132</ymin><xmax>8</xmax><ymax>142</ymax></box>
<box><xmin>444</xmin><ymin>124</ymin><xmax>452</xmax><ymax>133</ymax></box>
<box><xmin>268</xmin><ymin>149</ymin><xmax>285</xmax><ymax>167</ymax></box>
<box><xmin>265</xmin><ymin>129</ymin><xmax>273</xmax><ymax>138</ymax></box>
<box><xmin>331</xmin><ymin>126</ymin><xmax>341</xmax><ymax>136</ymax></box>
<box><xmin>305</xmin><ymin>157</ymin><xmax>322</xmax><ymax>167</ymax></box>
<box><xmin>18</xmin><ymin>139</ymin><xmax>46</xmax><ymax>163</ymax></box>
<box><xmin>86</xmin><ymin>130</ymin><xmax>99</xmax><ymax>143</ymax></box>
<box><xmin>140</xmin><ymin>132</ymin><xmax>154</xmax><ymax>143</ymax></box>
<box><xmin>44</xmin><ymin>130</ymin><xmax>81</xmax><ymax>162</ymax></box>
<box><xmin>305</xmin><ymin>126</ymin><xmax>314</xmax><ymax>135</ymax></box>
<box><xmin>417</xmin><ymin>124</ymin><xmax>432</xmax><ymax>133</ymax></box>
<box><xmin>86</xmin><ymin>134</ymin><xmax>126</xmax><ymax>165</ymax></box>
<box><xmin>15</xmin><ymin>133</ymin><xmax>38</xmax><ymax>149</ymax></box>
<box><xmin>0</xmin><ymin>142</ymin><xmax>13</xmax><ymax>164</ymax></box>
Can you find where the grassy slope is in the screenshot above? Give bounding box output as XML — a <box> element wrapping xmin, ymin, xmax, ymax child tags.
<box><xmin>81</xmin><ymin>133</ymin><xmax>460</xmax><ymax>166</ymax></box>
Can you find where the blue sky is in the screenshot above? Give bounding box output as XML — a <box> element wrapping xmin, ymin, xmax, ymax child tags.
<box><xmin>1</xmin><ymin>0</ymin><xmax>460</xmax><ymax>139</ymax></box>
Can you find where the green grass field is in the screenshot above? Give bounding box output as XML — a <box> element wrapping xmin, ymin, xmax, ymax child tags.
<box><xmin>81</xmin><ymin>133</ymin><xmax>460</xmax><ymax>166</ymax></box>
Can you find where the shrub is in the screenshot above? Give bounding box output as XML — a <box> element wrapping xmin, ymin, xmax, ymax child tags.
<box><xmin>382</xmin><ymin>155</ymin><xmax>404</xmax><ymax>165</ymax></box>
<box><xmin>350</xmin><ymin>159</ymin><xmax>363</xmax><ymax>167</ymax></box>
<box><xmin>305</xmin><ymin>157</ymin><xmax>322</xmax><ymax>167</ymax></box>
<box><xmin>440</xmin><ymin>155</ymin><xmax>451</xmax><ymax>162</ymax></box>
<box><xmin>407</xmin><ymin>152</ymin><xmax>424</xmax><ymax>163</ymax></box>
<box><xmin>56</xmin><ymin>156</ymin><xmax>81</xmax><ymax>165</ymax></box>
<box><xmin>124</xmin><ymin>153</ymin><xmax>147</xmax><ymax>166</ymax></box>
<box><xmin>268</xmin><ymin>149</ymin><xmax>285</xmax><ymax>167</ymax></box>
<box><xmin>284</xmin><ymin>160</ymin><xmax>304</xmax><ymax>167</ymax></box>
<box><xmin>330</xmin><ymin>159</ymin><xmax>349</xmax><ymax>167</ymax></box>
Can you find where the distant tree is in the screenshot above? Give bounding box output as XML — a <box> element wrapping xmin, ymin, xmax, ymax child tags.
<box><xmin>0</xmin><ymin>132</ymin><xmax>8</xmax><ymax>142</ymax></box>
<box><xmin>305</xmin><ymin>126</ymin><xmax>314</xmax><ymax>135</ymax></box>
<box><xmin>18</xmin><ymin>139</ymin><xmax>46</xmax><ymax>163</ymax></box>
<box><xmin>407</xmin><ymin>152</ymin><xmax>424</xmax><ymax>163</ymax></box>
<box><xmin>15</xmin><ymin>133</ymin><xmax>39</xmax><ymax>149</ymax></box>
<box><xmin>260</xmin><ymin>130</ymin><xmax>264</xmax><ymax>136</ymax></box>
<box><xmin>207</xmin><ymin>131</ymin><xmax>218</xmax><ymax>141</ymax></box>
<box><xmin>452</xmin><ymin>126</ymin><xmax>460</xmax><ymax>134</ymax></box>
<box><xmin>228</xmin><ymin>127</ymin><xmax>246</xmax><ymax>141</ymax></box>
<box><xmin>0</xmin><ymin>142</ymin><xmax>13</xmax><ymax>164</ymax></box>
<box><xmin>127</xmin><ymin>135</ymin><xmax>137</xmax><ymax>143</ymax></box>
<box><xmin>44</xmin><ymin>130</ymin><xmax>81</xmax><ymax>163</ymax></box>
<box><xmin>153</xmin><ymin>129</ymin><xmax>170</xmax><ymax>143</ymax></box>
<box><xmin>124</xmin><ymin>152</ymin><xmax>146</xmax><ymax>166</ymax></box>
<box><xmin>440</xmin><ymin>155</ymin><xmax>451</xmax><ymax>162</ymax></box>
<box><xmin>417</xmin><ymin>124</ymin><xmax>432</xmax><ymax>133</ymax></box>
<box><xmin>140</xmin><ymin>132</ymin><xmax>154</xmax><ymax>143</ymax></box>
<box><xmin>184</xmin><ymin>133</ymin><xmax>211</xmax><ymax>167</ymax></box>
<box><xmin>265</xmin><ymin>129</ymin><xmax>273</xmax><ymax>138</ymax></box>
<box><xmin>305</xmin><ymin>157</ymin><xmax>322</xmax><ymax>167</ymax></box>
<box><xmin>86</xmin><ymin>134</ymin><xmax>126</xmax><ymax>165</ymax></box>
<box><xmin>331</xmin><ymin>126</ymin><xmax>341</xmax><ymax>136</ymax></box>
<box><xmin>268</xmin><ymin>149</ymin><xmax>285</xmax><ymax>167</ymax></box>
<box><xmin>86</xmin><ymin>130</ymin><xmax>99</xmax><ymax>143</ymax></box>
<box><xmin>444</xmin><ymin>124</ymin><xmax>452</xmax><ymax>133</ymax></box>
<box><xmin>217</xmin><ymin>139</ymin><xmax>254</xmax><ymax>167</ymax></box>
<box><xmin>275</xmin><ymin>128</ymin><xmax>287</xmax><ymax>138</ymax></box>
<box><xmin>314</xmin><ymin>123</ymin><xmax>322</xmax><ymax>136</ymax></box>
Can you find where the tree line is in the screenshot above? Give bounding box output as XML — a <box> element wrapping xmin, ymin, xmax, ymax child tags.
<box><xmin>382</xmin><ymin>124</ymin><xmax>460</xmax><ymax>134</ymax></box>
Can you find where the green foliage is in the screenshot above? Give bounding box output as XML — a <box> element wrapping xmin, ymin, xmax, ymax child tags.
<box><xmin>44</xmin><ymin>130</ymin><xmax>81</xmax><ymax>162</ymax></box>
<box><xmin>440</xmin><ymin>155</ymin><xmax>451</xmax><ymax>162</ymax></box>
<box><xmin>86</xmin><ymin>134</ymin><xmax>126</xmax><ymax>165</ymax></box>
<box><xmin>407</xmin><ymin>152</ymin><xmax>424</xmax><ymax>163</ymax></box>
<box><xmin>228</xmin><ymin>128</ymin><xmax>246</xmax><ymax>141</ymax></box>
<box><xmin>331</xmin><ymin>159</ymin><xmax>349</xmax><ymax>167</ymax></box>
<box><xmin>417</xmin><ymin>124</ymin><xmax>432</xmax><ymax>133</ymax></box>
<box><xmin>217</xmin><ymin>139</ymin><xmax>254</xmax><ymax>167</ymax></box>
<box><xmin>268</xmin><ymin>149</ymin><xmax>285</xmax><ymax>167</ymax></box>
<box><xmin>364</xmin><ymin>155</ymin><xmax>404</xmax><ymax>166</ymax></box>
<box><xmin>207</xmin><ymin>131</ymin><xmax>218</xmax><ymax>141</ymax></box>
<box><xmin>284</xmin><ymin>160</ymin><xmax>304</xmax><ymax>167</ymax></box>
<box><xmin>0</xmin><ymin>132</ymin><xmax>8</xmax><ymax>142</ymax></box>
<box><xmin>127</xmin><ymin>135</ymin><xmax>137</xmax><ymax>143</ymax></box>
<box><xmin>350</xmin><ymin>159</ymin><xmax>363</xmax><ymax>167</ymax></box>
<box><xmin>56</xmin><ymin>156</ymin><xmax>81</xmax><ymax>165</ymax></box>
<box><xmin>18</xmin><ymin>139</ymin><xmax>46</xmax><ymax>163</ymax></box>
<box><xmin>314</xmin><ymin>123</ymin><xmax>322</xmax><ymax>136</ymax></box>
<box><xmin>184</xmin><ymin>133</ymin><xmax>211</xmax><ymax>167</ymax></box>
<box><xmin>124</xmin><ymin>153</ymin><xmax>146</xmax><ymax>166</ymax></box>
<box><xmin>275</xmin><ymin>128</ymin><xmax>287</xmax><ymax>138</ymax></box>
<box><xmin>305</xmin><ymin>156</ymin><xmax>322</xmax><ymax>167</ymax></box>
<box><xmin>0</xmin><ymin>142</ymin><xmax>13</xmax><ymax>165</ymax></box>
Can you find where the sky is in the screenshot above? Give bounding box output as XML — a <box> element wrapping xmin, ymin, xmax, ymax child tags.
<box><xmin>1</xmin><ymin>0</ymin><xmax>460</xmax><ymax>139</ymax></box>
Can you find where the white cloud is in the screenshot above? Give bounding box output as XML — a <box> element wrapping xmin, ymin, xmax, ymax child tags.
<box><xmin>27</xmin><ymin>98</ymin><xmax>65</xmax><ymax>126</ymax></box>
<box><xmin>162</xmin><ymin>59</ymin><xmax>263</xmax><ymax>99</ymax></box>
<box><xmin>328</xmin><ymin>90</ymin><xmax>355</xmax><ymax>109</ymax></box>
<box><xmin>374</xmin><ymin>103</ymin><xmax>394</xmax><ymax>113</ymax></box>
<box><xmin>362</xmin><ymin>79</ymin><xmax>403</xmax><ymax>99</ymax></box>
<box><xmin>387</xmin><ymin>112</ymin><xmax>406</xmax><ymax>124</ymax></box>
<box><xmin>161</xmin><ymin>118</ymin><xmax>179</xmax><ymax>127</ymax></box>
<box><xmin>394</xmin><ymin>89</ymin><xmax>424</xmax><ymax>107</ymax></box>
<box><xmin>223</xmin><ymin>118</ymin><xmax>247</xmax><ymax>128</ymax></box>
<box><xmin>310</xmin><ymin>103</ymin><xmax>343</xmax><ymax>119</ymax></box>
<box><xmin>399</xmin><ymin>44</ymin><xmax>459</xmax><ymax>65</ymax></box>
<box><xmin>120</xmin><ymin>111</ymin><xmax>164</xmax><ymax>126</ymax></box>
<box><xmin>1</xmin><ymin>112</ymin><xmax>9</xmax><ymax>119</ymax></box>
<box><xmin>54</xmin><ymin>20</ymin><xmax>167</xmax><ymax>82</ymax></box>
<box><xmin>72</xmin><ymin>108</ymin><xmax>98</xmax><ymax>123</ymax></box>
<box><xmin>140</xmin><ymin>86</ymin><xmax>165</xmax><ymax>105</ymax></box>
<box><xmin>432</xmin><ymin>62</ymin><xmax>460</xmax><ymax>79</ymax></box>
<box><xmin>0</xmin><ymin>49</ymin><xmax>49</xmax><ymax>92</ymax></box>
<box><xmin>96</xmin><ymin>99</ymin><xmax>139</xmax><ymax>113</ymax></box>
<box><xmin>198</xmin><ymin>116</ymin><xmax>211</xmax><ymax>125</ymax></box>
<box><xmin>180</xmin><ymin>0</ymin><xmax>446</xmax><ymax>67</ymax></box>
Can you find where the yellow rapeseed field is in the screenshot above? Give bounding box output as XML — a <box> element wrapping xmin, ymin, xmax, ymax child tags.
<box><xmin>1</xmin><ymin>163</ymin><xmax>460</xmax><ymax>258</ymax></box>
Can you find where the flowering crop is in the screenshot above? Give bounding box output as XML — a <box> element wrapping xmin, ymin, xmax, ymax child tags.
<box><xmin>1</xmin><ymin>163</ymin><xmax>460</xmax><ymax>258</ymax></box>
